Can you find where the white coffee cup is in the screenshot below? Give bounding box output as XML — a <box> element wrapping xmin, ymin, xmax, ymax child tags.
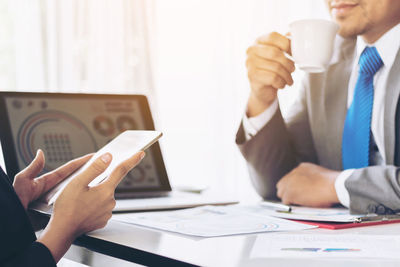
<box><xmin>289</xmin><ymin>19</ymin><xmax>339</xmax><ymax>73</ymax></box>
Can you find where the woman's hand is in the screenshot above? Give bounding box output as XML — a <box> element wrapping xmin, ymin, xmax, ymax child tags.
<box><xmin>13</xmin><ymin>149</ymin><xmax>92</xmax><ymax>210</ymax></box>
<box><xmin>38</xmin><ymin>151</ymin><xmax>145</xmax><ymax>262</ymax></box>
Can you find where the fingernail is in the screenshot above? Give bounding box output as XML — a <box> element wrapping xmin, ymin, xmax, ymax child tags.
<box><xmin>140</xmin><ymin>151</ymin><xmax>145</xmax><ymax>160</ymax></box>
<box><xmin>101</xmin><ymin>153</ymin><xmax>112</xmax><ymax>163</ymax></box>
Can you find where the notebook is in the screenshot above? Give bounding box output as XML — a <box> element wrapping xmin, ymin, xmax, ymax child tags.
<box><xmin>0</xmin><ymin>92</ymin><xmax>237</xmax><ymax>213</ymax></box>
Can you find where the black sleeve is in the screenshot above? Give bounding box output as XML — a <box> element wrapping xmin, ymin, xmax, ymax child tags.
<box><xmin>0</xmin><ymin>168</ymin><xmax>56</xmax><ymax>267</ymax></box>
<box><xmin>3</xmin><ymin>242</ymin><xmax>56</xmax><ymax>267</ymax></box>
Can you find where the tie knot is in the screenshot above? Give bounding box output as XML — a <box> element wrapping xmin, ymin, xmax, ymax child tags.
<box><xmin>359</xmin><ymin>46</ymin><xmax>383</xmax><ymax>76</ymax></box>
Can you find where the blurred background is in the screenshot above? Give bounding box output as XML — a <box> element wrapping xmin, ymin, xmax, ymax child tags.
<box><xmin>0</xmin><ymin>0</ymin><xmax>329</xmax><ymax>201</ymax></box>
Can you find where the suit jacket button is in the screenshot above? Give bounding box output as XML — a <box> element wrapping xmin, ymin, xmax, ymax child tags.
<box><xmin>376</xmin><ymin>205</ymin><xmax>386</xmax><ymax>215</ymax></box>
<box><xmin>367</xmin><ymin>204</ymin><xmax>376</xmax><ymax>214</ymax></box>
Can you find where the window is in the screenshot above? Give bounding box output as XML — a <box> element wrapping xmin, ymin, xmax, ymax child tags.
<box><xmin>1</xmin><ymin>0</ymin><xmax>329</xmax><ymax>200</ymax></box>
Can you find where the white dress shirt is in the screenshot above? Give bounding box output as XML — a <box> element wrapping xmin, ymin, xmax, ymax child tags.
<box><xmin>243</xmin><ymin>23</ymin><xmax>400</xmax><ymax>207</ymax></box>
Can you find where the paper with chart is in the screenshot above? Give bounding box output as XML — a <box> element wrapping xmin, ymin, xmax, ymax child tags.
<box><xmin>112</xmin><ymin>205</ymin><xmax>316</xmax><ymax>237</ymax></box>
<box><xmin>250</xmin><ymin>234</ymin><xmax>400</xmax><ymax>259</ymax></box>
<box><xmin>241</xmin><ymin>203</ymin><xmax>365</xmax><ymax>222</ymax></box>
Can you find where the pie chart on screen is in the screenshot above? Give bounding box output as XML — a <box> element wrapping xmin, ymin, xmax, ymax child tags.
<box><xmin>17</xmin><ymin>110</ymin><xmax>98</xmax><ymax>171</ymax></box>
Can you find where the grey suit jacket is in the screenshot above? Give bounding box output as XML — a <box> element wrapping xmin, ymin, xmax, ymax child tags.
<box><xmin>236</xmin><ymin>36</ymin><xmax>400</xmax><ymax>214</ymax></box>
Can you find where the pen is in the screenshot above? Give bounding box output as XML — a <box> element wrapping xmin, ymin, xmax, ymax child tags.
<box><xmin>354</xmin><ymin>214</ymin><xmax>400</xmax><ymax>223</ymax></box>
<box><xmin>260</xmin><ymin>201</ymin><xmax>292</xmax><ymax>212</ymax></box>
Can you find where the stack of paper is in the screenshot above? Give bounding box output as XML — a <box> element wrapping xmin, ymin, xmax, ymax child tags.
<box><xmin>241</xmin><ymin>203</ymin><xmax>400</xmax><ymax>229</ymax></box>
<box><xmin>237</xmin><ymin>205</ymin><xmax>364</xmax><ymax>222</ymax></box>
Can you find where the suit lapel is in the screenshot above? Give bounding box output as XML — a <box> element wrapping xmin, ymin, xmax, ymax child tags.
<box><xmin>323</xmin><ymin>62</ymin><xmax>352</xmax><ymax>169</ymax></box>
<box><xmin>322</xmin><ymin>38</ymin><xmax>356</xmax><ymax>169</ymax></box>
<box><xmin>384</xmin><ymin>48</ymin><xmax>400</xmax><ymax>164</ymax></box>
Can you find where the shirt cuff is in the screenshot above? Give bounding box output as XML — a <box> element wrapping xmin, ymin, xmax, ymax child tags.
<box><xmin>334</xmin><ymin>169</ymin><xmax>354</xmax><ymax>208</ymax></box>
<box><xmin>242</xmin><ymin>99</ymin><xmax>279</xmax><ymax>140</ymax></box>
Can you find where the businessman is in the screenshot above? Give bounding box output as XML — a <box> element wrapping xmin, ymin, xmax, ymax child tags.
<box><xmin>0</xmin><ymin>149</ymin><xmax>145</xmax><ymax>266</ymax></box>
<box><xmin>237</xmin><ymin>0</ymin><xmax>400</xmax><ymax>213</ymax></box>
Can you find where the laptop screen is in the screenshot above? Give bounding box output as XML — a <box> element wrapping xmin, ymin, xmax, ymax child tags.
<box><xmin>0</xmin><ymin>92</ymin><xmax>171</xmax><ymax>194</ymax></box>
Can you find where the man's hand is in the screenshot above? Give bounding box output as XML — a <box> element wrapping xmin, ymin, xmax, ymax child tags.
<box><xmin>13</xmin><ymin>149</ymin><xmax>92</xmax><ymax>210</ymax></box>
<box><xmin>246</xmin><ymin>32</ymin><xmax>295</xmax><ymax>117</ymax></box>
<box><xmin>276</xmin><ymin>163</ymin><xmax>340</xmax><ymax>207</ymax></box>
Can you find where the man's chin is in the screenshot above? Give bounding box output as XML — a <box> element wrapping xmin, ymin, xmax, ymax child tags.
<box><xmin>332</xmin><ymin>16</ymin><xmax>366</xmax><ymax>39</ymax></box>
<box><xmin>337</xmin><ymin>26</ymin><xmax>362</xmax><ymax>39</ymax></box>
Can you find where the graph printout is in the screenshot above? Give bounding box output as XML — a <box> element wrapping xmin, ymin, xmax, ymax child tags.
<box><xmin>250</xmin><ymin>234</ymin><xmax>400</xmax><ymax>259</ymax></box>
<box><xmin>113</xmin><ymin>205</ymin><xmax>316</xmax><ymax>237</ymax></box>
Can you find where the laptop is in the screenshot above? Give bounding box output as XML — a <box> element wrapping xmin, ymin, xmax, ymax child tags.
<box><xmin>0</xmin><ymin>92</ymin><xmax>237</xmax><ymax>212</ymax></box>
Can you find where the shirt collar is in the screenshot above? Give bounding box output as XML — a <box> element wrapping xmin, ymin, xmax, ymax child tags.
<box><xmin>356</xmin><ymin>22</ymin><xmax>400</xmax><ymax>70</ymax></box>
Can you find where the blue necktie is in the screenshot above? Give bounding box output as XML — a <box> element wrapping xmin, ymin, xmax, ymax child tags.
<box><xmin>342</xmin><ymin>46</ymin><xmax>383</xmax><ymax>169</ymax></box>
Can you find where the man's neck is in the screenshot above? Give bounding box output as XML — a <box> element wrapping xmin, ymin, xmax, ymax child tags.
<box><xmin>362</xmin><ymin>21</ymin><xmax>400</xmax><ymax>44</ymax></box>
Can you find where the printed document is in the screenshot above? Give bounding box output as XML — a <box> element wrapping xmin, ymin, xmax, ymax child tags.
<box><xmin>246</xmin><ymin>203</ymin><xmax>364</xmax><ymax>222</ymax></box>
<box><xmin>112</xmin><ymin>205</ymin><xmax>316</xmax><ymax>237</ymax></box>
<box><xmin>250</xmin><ymin>234</ymin><xmax>400</xmax><ymax>259</ymax></box>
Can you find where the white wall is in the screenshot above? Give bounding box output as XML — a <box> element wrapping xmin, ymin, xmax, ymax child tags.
<box><xmin>0</xmin><ymin>1</ymin><xmax>330</xmax><ymax>200</ymax></box>
<box><xmin>153</xmin><ymin>0</ymin><xmax>329</xmax><ymax>200</ymax></box>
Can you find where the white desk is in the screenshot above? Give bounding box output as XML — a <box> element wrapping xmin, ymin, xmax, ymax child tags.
<box><xmin>68</xmin><ymin>217</ymin><xmax>400</xmax><ymax>267</ymax></box>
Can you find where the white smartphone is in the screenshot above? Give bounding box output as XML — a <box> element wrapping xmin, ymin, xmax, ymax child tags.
<box><xmin>44</xmin><ymin>130</ymin><xmax>163</xmax><ymax>205</ymax></box>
